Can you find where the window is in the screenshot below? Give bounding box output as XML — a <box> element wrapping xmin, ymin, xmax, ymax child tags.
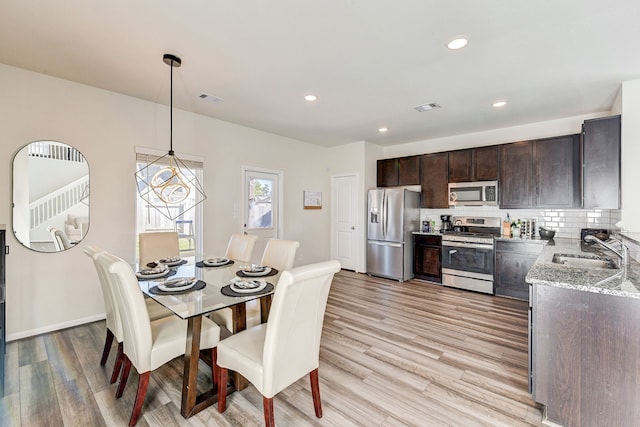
<box><xmin>135</xmin><ymin>151</ymin><xmax>204</xmax><ymax>261</ymax></box>
<box><xmin>242</xmin><ymin>167</ymin><xmax>282</xmax><ymax>264</ymax></box>
<box><xmin>247</xmin><ymin>177</ymin><xmax>273</xmax><ymax>229</ymax></box>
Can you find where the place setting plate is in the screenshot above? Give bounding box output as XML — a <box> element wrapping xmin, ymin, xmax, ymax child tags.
<box><xmin>136</xmin><ymin>264</ymin><xmax>173</xmax><ymax>280</ymax></box>
<box><xmin>149</xmin><ymin>277</ymin><xmax>206</xmax><ymax>295</ymax></box>
<box><xmin>221</xmin><ymin>278</ymin><xmax>274</xmax><ymax>297</ymax></box>
<box><xmin>196</xmin><ymin>257</ymin><xmax>235</xmax><ymax>268</ymax></box>
<box><xmin>159</xmin><ymin>256</ymin><xmax>187</xmax><ymax>267</ymax></box>
<box><xmin>236</xmin><ymin>265</ymin><xmax>278</xmax><ymax>277</ymax></box>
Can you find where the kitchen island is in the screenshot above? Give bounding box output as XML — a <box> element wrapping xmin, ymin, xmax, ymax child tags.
<box><xmin>526</xmin><ymin>237</ymin><xmax>640</xmax><ymax>427</ymax></box>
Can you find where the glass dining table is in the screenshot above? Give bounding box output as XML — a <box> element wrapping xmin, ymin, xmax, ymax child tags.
<box><xmin>137</xmin><ymin>258</ymin><xmax>279</xmax><ymax>418</ymax></box>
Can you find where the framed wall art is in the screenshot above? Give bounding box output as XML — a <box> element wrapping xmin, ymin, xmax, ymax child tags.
<box><xmin>303</xmin><ymin>190</ymin><xmax>322</xmax><ymax>210</ymax></box>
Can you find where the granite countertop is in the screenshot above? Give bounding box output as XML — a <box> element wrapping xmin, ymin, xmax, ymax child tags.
<box><xmin>412</xmin><ymin>231</ymin><xmax>443</xmax><ymax>236</ymax></box>
<box><xmin>525</xmin><ymin>237</ymin><xmax>640</xmax><ymax>299</ymax></box>
<box><xmin>494</xmin><ymin>236</ymin><xmax>548</xmax><ymax>243</ymax></box>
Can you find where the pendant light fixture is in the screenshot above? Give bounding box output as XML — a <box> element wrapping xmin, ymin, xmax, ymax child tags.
<box><xmin>135</xmin><ymin>54</ymin><xmax>206</xmax><ymax>221</ymax></box>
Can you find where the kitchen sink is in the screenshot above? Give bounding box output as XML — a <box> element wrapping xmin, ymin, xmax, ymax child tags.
<box><xmin>552</xmin><ymin>253</ymin><xmax>619</xmax><ymax>269</ymax></box>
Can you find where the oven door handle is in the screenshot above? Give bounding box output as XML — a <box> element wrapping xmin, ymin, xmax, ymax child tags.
<box><xmin>443</xmin><ymin>241</ymin><xmax>494</xmax><ymax>250</ymax></box>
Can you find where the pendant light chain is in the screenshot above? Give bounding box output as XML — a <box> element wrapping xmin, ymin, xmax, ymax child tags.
<box><xmin>169</xmin><ymin>59</ymin><xmax>174</xmax><ymax>155</ymax></box>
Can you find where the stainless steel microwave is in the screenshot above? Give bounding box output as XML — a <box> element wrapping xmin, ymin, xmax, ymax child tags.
<box><xmin>448</xmin><ymin>181</ymin><xmax>498</xmax><ymax>206</ymax></box>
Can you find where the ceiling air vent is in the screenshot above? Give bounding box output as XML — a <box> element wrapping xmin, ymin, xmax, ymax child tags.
<box><xmin>414</xmin><ymin>103</ymin><xmax>441</xmax><ymax>112</ymax></box>
<box><xmin>199</xmin><ymin>93</ymin><xmax>224</xmax><ymax>103</ymax></box>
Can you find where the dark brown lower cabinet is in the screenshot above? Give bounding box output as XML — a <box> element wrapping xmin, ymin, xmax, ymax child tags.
<box><xmin>533</xmin><ymin>284</ymin><xmax>640</xmax><ymax>427</ymax></box>
<box><xmin>494</xmin><ymin>240</ymin><xmax>543</xmax><ymax>301</ymax></box>
<box><xmin>413</xmin><ymin>234</ymin><xmax>442</xmax><ymax>283</ymax></box>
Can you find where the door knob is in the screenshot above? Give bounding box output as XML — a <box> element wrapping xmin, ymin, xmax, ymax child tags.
<box><xmin>350</xmin><ymin>226</ymin><xmax>355</xmax><ymax>230</ymax></box>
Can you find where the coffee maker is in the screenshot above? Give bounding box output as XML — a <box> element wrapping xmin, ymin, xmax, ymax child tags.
<box><xmin>440</xmin><ymin>215</ymin><xmax>453</xmax><ymax>232</ymax></box>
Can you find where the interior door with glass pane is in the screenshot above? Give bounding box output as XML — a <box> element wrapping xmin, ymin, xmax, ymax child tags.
<box><xmin>243</xmin><ymin>169</ymin><xmax>281</xmax><ymax>264</ymax></box>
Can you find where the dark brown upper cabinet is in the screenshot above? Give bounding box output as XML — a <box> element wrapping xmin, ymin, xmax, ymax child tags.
<box><xmin>500</xmin><ymin>136</ymin><xmax>581</xmax><ymax>209</ymax></box>
<box><xmin>448</xmin><ymin>146</ymin><xmax>498</xmax><ymax>182</ymax></box>
<box><xmin>376</xmin><ymin>158</ymin><xmax>398</xmax><ymax>187</ymax></box>
<box><xmin>377</xmin><ymin>156</ymin><xmax>421</xmax><ymax>187</ymax></box>
<box><xmin>398</xmin><ymin>155</ymin><xmax>421</xmax><ymax>185</ymax></box>
<box><xmin>582</xmin><ymin>115</ymin><xmax>621</xmax><ymax>209</ymax></box>
<box><xmin>534</xmin><ymin>135</ymin><xmax>581</xmax><ymax>208</ymax></box>
<box><xmin>448</xmin><ymin>150</ymin><xmax>472</xmax><ymax>182</ymax></box>
<box><xmin>500</xmin><ymin>141</ymin><xmax>535</xmax><ymax>208</ymax></box>
<box><xmin>473</xmin><ymin>146</ymin><xmax>499</xmax><ymax>181</ymax></box>
<box><xmin>420</xmin><ymin>152</ymin><xmax>449</xmax><ymax>208</ymax></box>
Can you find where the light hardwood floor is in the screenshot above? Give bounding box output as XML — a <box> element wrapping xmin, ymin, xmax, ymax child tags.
<box><xmin>0</xmin><ymin>270</ymin><xmax>545</xmax><ymax>426</ymax></box>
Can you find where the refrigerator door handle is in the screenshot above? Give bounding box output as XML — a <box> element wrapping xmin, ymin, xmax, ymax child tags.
<box><xmin>369</xmin><ymin>241</ymin><xmax>402</xmax><ymax>248</ymax></box>
<box><xmin>382</xmin><ymin>190</ymin><xmax>387</xmax><ymax>239</ymax></box>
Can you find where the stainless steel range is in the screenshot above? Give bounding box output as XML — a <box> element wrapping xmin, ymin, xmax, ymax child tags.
<box><xmin>441</xmin><ymin>216</ymin><xmax>501</xmax><ymax>294</ymax></box>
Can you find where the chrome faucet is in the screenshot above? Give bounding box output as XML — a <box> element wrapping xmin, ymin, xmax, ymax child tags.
<box><xmin>584</xmin><ymin>235</ymin><xmax>629</xmax><ymax>266</ymax></box>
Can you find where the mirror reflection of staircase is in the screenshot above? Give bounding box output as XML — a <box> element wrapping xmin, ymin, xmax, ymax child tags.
<box><xmin>27</xmin><ymin>142</ymin><xmax>89</xmax><ymax>251</ymax></box>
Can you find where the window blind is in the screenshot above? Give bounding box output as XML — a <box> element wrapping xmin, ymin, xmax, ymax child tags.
<box><xmin>135</xmin><ymin>152</ymin><xmax>203</xmax><ymax>170</ymax></box>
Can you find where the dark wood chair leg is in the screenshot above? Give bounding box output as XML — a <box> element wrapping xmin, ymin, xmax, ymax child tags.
<box><xmin>116</xmin><ymin>356</ymin><xmax>132</xmax><ymax>399</ymax></box>
<box><xmin>218</xmin><ymin>367</ymin><xmax>228</xmax><ymax>413</ymax></box>
<box><xmin>211</xmin><ymin>347</ymin><xmax>218</xmax><ymax>387</ymax></box>
<box><xmin>310</xmin><ymin>368</ymin><xmax>322</xmax><ymax>418</ymax></box>
<box><xmin>110</xmin><ymin>342</ymin><xmax>124</xmax><ymax>384</ymax></box>
<box><xmin>263</xmin><ymin>396</ymin><xmax>275</xmax><ymax>427</ymax></box>
<box><xmin>129</xmin><ymin>371</ymin><xmax>150</xmax><ymax>427</ymax></box>
<box><xmin>100</xmin><ymin>329</ymin><xmax>114</xmax><ymax>366</ymax></box>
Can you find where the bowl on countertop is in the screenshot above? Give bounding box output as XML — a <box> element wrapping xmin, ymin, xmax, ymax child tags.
<box><xmin>539</xmin><ymin>227</ymin><xmax>556</xmax><ymax>240</ymax></box>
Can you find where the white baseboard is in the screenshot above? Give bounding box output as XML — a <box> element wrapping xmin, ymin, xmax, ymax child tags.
<box><xmin>6</xmin><ymin>313</ymin><xmax>106</xmax><ymax>342</ymax></box>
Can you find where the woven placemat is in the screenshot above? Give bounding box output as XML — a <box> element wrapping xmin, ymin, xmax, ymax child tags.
<box><xmin>196</xmin><ymin>260</ymin><xmax>235</xmax><ymax>268</ymax></box>
<box><xmin>235</xmin><ymin>267</ymin><xmax>278</xmax><ymax>278</ymax></box>
<box><xmin>149</xmin><ymin>280</ymin><xmax>206</xmax><ymax>295</ymax></box>
<box><xmin>220</xmin><ymin>282</ymin><xmax>274</xmax><ymax>297</ymax></box>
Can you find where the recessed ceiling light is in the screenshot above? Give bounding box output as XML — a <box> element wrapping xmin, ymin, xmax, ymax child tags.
<box><xmin>447</xmin><ymin>37</ymin><xmax>468</xmax><ymax>50</ymax></box>
<box><xmin>378</xmin><ymin>127</ymin><xmax>388</xmax><ymax>133</ymax></box>
<box><xmin>493</xmin><ymin>100</ymin><xmax>507</xmax><ymax>107</ymax></box>
<box><xmin>199</xmin><ymin>93</ymin><xmax>224</xmax><ymax>103</ymax></box>
<box><xmin>304</xmin><ymin>95</ymin><xmax>317</xmax><ymax>101</ymax></box>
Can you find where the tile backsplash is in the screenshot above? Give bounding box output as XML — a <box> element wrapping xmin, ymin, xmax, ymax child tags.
<box><xmin>421</xmin><ymin>206</ymin><xmax>622</xmax><ymax>239</ymax></box>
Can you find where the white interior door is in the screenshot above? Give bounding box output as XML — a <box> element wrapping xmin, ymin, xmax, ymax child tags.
<box><xmin>332</xmin><ymin>174</ymin><xmax>358</xmax><ymax>271</ymax></box>
<box><xmin>242</xmin><ymin>167</ymin><xmax>283</xmax><ymax>264</ymax></box>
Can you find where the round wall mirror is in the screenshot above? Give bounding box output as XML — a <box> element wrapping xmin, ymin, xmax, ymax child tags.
<box><xmin>12</xmin><ymin>141</ymin><xmax>90</xmax><ymax>252</ymax></box>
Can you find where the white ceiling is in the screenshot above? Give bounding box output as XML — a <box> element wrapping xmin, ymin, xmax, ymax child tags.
<box><xmin>1</xmin><ymin>0</ymin><xmax>639</xmax><ymax>147</ymax></box>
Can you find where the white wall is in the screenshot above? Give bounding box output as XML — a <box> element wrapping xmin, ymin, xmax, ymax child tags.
<box><xmin>327</xmin><ymin>141</ymin><xmax>367</xmax><ymax>272</ymax></box>
<box><xmin>0</xmin><ymin>63</ymin><xmax>332</xmax><ymax>340</ymax></box>
<box><xmin>620</xmin><ymin>79</ymin><xmax>640</xmax><ymax>232</ymax></box>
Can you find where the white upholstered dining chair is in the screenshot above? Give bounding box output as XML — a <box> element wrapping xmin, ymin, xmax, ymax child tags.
<box><xmin>225</xmin><ymin>233</ymin><xmax>258</xmax><ymax>263</ymax></box>
<box><xmin>84</xmin><ymin>246</ymin><xmax>173</xmax><ymax>384</ymax></box>
<box><xmin>96</xmin><ymin>251</ymin><xmax>221</xmax><ymax>426</ymax></box>
<box><xmin>210</xmin><ymin>239</ymin><xmax>300</xmax><ymax>332</ymax></box>
<box><xmin>217</xmin><ymin>260</ymin><xmax>341</xmax><ymax>427</ymax></box>
<box><xmin>48</xmin><ymin>226</ymin><xmax>72</xmax><ymax>250</ymax></box>
<box><xmin>259</xmin><ymin>239</ymin><xmax>300</xmax><ymax>273</ymax></box>
<box><xmin>138</xmin><ymin>231</ymin><xmax>180</xmax><ymax>267</ymax></box>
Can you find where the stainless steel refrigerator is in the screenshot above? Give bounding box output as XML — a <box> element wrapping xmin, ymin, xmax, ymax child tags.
<box><xmin>367</xmin><ymin>188</ymin><xmax>420</xmax><ymax>281</ymax></box>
